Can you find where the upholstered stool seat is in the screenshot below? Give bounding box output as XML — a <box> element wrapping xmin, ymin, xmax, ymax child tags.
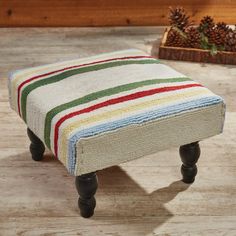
<box><xmin>8</xmin><ymin>49</ymin><xmax>225</xmax><ymax>218</ymax></box>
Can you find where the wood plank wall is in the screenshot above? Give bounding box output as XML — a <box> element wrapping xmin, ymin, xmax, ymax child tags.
<box><xmin>0</xmin><ymin>0</ymin><xmax>236</xmax><ymax>27</ymax></box>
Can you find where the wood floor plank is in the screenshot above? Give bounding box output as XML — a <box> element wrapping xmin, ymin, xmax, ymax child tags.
<box><xmin>0</xmin><ymin>216</ymin><xmax>236</xmax><ymax>236</ymax></box>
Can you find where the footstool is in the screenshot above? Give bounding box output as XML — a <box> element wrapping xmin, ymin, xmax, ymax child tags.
<box><xmin>8</xmin><ymin>49</ymin><xmax>225</xmax><ymax>218</ymax></box>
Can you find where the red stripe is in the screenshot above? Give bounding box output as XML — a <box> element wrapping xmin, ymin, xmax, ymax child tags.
<box><xmin>53</xmin><ymin>83</ymin><xmax>202</xmax><ymax>157</ymax></box>
<box><xmin>16</xmin><ymin>55</ymin><xmax>152</xmax><ymax>116</ymax></box>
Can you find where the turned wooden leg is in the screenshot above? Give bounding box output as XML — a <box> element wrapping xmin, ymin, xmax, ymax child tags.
<box><xmin>75</xmin><ymin>172</ymin><xmax>98</xmax><ymax>218</ymax></box>
<box><xmin>27</xmin><ymin>128</ymin><xmax>45</xmax><ymax>161</ymax></box>
<box><xmin>179</xmin><ymin>142</ymin><xmax>200</xmax><ymax>184</ymax></box>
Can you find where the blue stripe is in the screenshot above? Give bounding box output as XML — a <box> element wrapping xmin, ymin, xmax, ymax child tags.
<box><xmin>66</xmin><ymin>96</ymin><xmax>223</xmax><ymax>174</ymax></box>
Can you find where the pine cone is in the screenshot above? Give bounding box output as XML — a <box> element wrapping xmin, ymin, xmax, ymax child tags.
<box><xmin>185</xmin><ymin>27</ymin><xmax>201</xmax><ymax>48</ymax></box>
<box><xmin>208</xmin><ymin>28</ymin><xmax>227</xmax><ymax>47</ymax></box>
<box><xmin>165</xmin><ymin>28</ymin><xmax>187</xmax><ymax>47</ymax></box>
<box><xmin>199</xmin><ymin>15</ymin><xmax>215</xmax><ymax>29</ymax></box>
<box><xmin>225</xmin><ymin>31</ymin><xmax>236</xmax><ymax>52</ymax></box>
<box><xmin>216</xmin><ymin>22</ymin><xmax>232</xmax><ymax>33</ymax></box>
<box><xmin>169</xmin><ymin>7</ymin><xmax>190</xmax><ymax>30</ymax></box>
<box><xmin>198</xmin><ymin>15</ymin><xmax>215</xmax><ymax>38</ymax></box>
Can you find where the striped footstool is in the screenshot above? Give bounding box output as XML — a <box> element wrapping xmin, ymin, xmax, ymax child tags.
<box><xmin>8</xmin><ymin>49</ymin><xmax>225</xmax><ymax>218</ymax></box>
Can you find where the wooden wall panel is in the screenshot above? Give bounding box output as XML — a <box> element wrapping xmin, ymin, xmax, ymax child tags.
<box><xmin>0</xmin><ymin>0</ymin><xmax>236</xmax><ymax>27</ymax></box>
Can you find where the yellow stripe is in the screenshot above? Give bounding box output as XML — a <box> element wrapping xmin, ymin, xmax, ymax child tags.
<box><xmin>57</xmin><ymin>88</ymin><xmax>212</xmax><ymax>165</ymax></box>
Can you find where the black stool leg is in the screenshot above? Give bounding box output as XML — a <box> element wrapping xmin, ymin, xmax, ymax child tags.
<box><xmin>75</xmin><ymin>172</ymin><xmax>98</xmax><ymax>218</ymax></box>
<box><xmin>179</xmin><ymin>142</ymin><xmax>200</xmax><ymax>184</ymax></box>
<box><xmin>27</xmin><ymin>128</ymin><xmax>45</xmax><ymax>161</ymax></box>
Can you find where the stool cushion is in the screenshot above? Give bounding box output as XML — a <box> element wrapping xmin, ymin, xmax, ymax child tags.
<box><xmin>8</xmin><ymin>49</ymin><xmax>225</xmax><ymax>175</ymax></box>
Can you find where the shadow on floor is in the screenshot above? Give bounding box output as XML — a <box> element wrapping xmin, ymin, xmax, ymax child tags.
<box><xmin>95</xmin><ymin>166</ymin><xmax>190</xmax><ymax>234</ymax></box>
<box><xmin>1</xmin><ymin>152</ymin><xmax>190</xmax><ymax>235</ymax></box>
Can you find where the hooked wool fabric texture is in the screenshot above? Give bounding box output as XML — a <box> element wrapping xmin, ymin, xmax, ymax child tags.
<box><xmin>8</xmin><ymin>49</ymin><xmax>225</xmax><ymax>175</ymax></box>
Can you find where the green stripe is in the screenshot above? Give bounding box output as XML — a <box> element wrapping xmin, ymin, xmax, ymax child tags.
<box><xmin>21</xmin><ymin>59</ymin><xmax>159</xmax><ymax>121</ymax></box>
<box><xmin>44</xmin><ymin>77</ymin><xmax>191</xmax><ymax>149</ymax></box>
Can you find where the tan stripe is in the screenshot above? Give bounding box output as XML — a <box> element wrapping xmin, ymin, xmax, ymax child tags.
<box><xmin>57</xmin><ymin>89</ymin><xmax>212</xmax><ymax>166</ymax></box>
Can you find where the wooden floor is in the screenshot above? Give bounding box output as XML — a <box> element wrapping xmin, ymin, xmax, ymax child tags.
<box><xmin>0</xmin><ymin>27</ymin><xmax>235</xmax><ymax>236</ymax></box>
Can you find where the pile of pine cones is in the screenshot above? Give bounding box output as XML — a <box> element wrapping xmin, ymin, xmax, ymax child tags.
<box><xmin>165</xmin><ymin>7</ymin><xmax>236</xmax><ymax>53</ymax></box>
